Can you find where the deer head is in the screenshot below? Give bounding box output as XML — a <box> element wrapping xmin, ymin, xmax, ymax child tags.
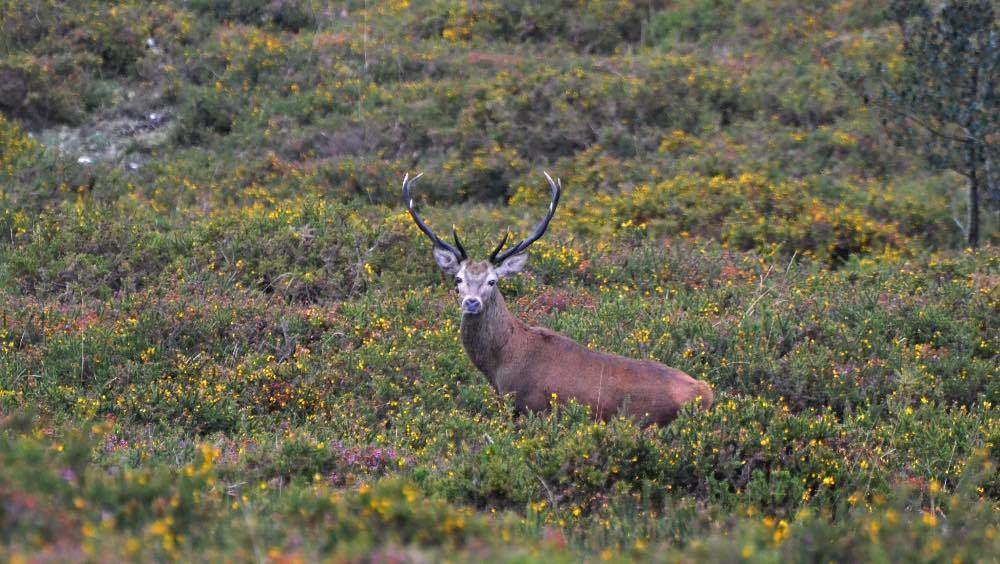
<box><xmin>403</xmin><ymin>172</ymin><xmax>561</xmax><ymax>316</ymax></box>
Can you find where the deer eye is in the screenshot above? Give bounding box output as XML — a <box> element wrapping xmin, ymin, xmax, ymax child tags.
<box><xmin>487</xmin><ymin>279</ymin><xmax>496</xmax><ymax>286</ymax></box>
<box><xmin>455</xmin><ymin>277</ymin><xmax>463</xmax><ymax>284</ymax></box>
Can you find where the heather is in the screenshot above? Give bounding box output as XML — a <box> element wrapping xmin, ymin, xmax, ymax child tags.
<box><xmin>0</xmin><ymin>1</ymin><xmax>997</xmax><ymax>561</ymax></box>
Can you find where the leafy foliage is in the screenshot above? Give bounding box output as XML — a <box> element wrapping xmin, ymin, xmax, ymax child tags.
<box><xmin>848</xmin><ymin>0</ymin><xmax>999</xmax><ymax>245</ymax></box>
<box><xmin>0</xmin><ymin>0</ymin><xmax>997</xmax><ymax>561</ymax></box>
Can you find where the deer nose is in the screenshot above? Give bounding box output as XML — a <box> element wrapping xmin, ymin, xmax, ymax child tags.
<box><xmin>462</xmin><ymin>298</ymin><xmax>482</xmax><ymax>315</ymax></box>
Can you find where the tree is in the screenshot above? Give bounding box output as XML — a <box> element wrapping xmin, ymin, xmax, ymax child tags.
<box><xmin>852</xmin><ymin>0</ymin><xmax>998</xmax><ymax>246</ymax></box>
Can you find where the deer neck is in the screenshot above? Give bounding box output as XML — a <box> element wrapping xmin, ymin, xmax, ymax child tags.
<box><xmin>460</xmin><ymin>291</ymin><xmax>518</xmax><ymax>383</ymax></box>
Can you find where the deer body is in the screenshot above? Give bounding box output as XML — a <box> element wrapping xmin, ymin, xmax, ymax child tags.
<box><xmin>459</xmin><ymin>276</ymin><xmax>712</xmax><ymax>425</ymax></box>
<box><xmin>404</xmin><ymin>172</ymin><xmax>713</xmax><ymax>426</ymax></box>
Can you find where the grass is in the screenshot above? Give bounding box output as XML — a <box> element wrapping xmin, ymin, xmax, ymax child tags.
<box><xmin>0</xmin><ymin>0</ymin><xmax>997</xmax><ymax>561</ymax></box>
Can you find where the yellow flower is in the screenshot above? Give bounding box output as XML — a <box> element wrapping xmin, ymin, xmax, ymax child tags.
<box><xmin>148</xmin><ymin>518</ymin><xmax>171</xmax><ymax>536</ymax></box>
<box><xmin>772</xmin><ymin>519</ymin><xmax>790</xmax><ymax>544</ymax></box>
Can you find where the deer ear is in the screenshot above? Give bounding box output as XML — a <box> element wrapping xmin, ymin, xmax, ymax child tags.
<box><xmin>433</xmin><ymin>247</ymin><xmax>461</xmax><ymax>275</ymax></box>
<box><xmin>495</xmin><ymin>252</ymin><xmax>528</xmax><ymax>278</ymax></box>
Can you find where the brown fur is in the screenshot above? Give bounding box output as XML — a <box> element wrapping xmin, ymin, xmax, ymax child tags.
<box><xmin>460</xmin><ymin>274</ymin><xmax>713</xmax><ymax>427</ymax></box>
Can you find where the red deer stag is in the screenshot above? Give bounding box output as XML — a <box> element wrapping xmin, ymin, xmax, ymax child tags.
<box><xmin>403</xmin><ymin>172</ymin><xmax>713</xmax><ymax>426</ymax></box>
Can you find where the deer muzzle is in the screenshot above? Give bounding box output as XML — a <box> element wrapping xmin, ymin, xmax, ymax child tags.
<box><xmin>461</xmin><ymin>297</ymin><xmax>483</xmax><ymax>315</ymax></box>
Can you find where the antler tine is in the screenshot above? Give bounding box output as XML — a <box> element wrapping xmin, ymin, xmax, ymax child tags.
<box><xmin>402</xmin><ymin>173</ymin><xmax>465</xmax><ymax>260</ymax></box>
<box><xmin>491</xmin><ymin>171</ymin><xmax>562</xmax><ymax>264</ymax></box>
<box><xmin>488</xmin><ymin>229</ymin><xmax>511</xmax><ymax>263</ymax></box>
<box><xmin>452</xmin><ymin>225</ymin><xmax>468</xmax><ymax>260</ymax></box>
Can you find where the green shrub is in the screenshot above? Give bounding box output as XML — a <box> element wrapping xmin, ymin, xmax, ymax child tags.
<box><xmin>648</xmin><ymin>0</ymin><xmax>741</xmax><ymax>46</ymax></box>
<box><xmin>0</xmin><ymin>53</ymin><xmax>97</xmax><ymax>126</ymax></box>
<box><xmin>172</xmin><ymin>86</ymin><xmax>241</xmax><ymax>144</ymax></box>
<box><xmin>0</xmin><ymin>1</ymin><xmax>996</xmax><ymax>561</ymax></box>
<box><xmin>189</xmin><ymin>0</ymin><xmax>318</xmax><ymax>31</ymax></box>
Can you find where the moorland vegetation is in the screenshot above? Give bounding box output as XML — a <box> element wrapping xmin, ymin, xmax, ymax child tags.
<box><xmin>0</xmin><ymin>0</ymin><xmax>997</xmax><ymax>561</ymax></box>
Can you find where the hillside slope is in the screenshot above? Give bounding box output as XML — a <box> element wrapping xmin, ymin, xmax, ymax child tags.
<box><xmin>1</xmin><ymin>1</ymin><xmax>997</xmax><ymax>561</ymax></box>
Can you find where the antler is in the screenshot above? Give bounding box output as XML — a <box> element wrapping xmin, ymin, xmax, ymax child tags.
<box><xmin>491</xmin><ymin>171</ymin><xmax>562</xmax><ymax>264</ymax></box>
<box><xmin>488</xmin><ymin>230</ymin><xmax>511</xmax><ymax>263</ymax></box>
<box><xmin>402</xmin><ymin>173</ymin><xmax>468</xmax><ymax>261</ymax></box>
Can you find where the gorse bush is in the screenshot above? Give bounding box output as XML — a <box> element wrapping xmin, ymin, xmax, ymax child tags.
<box><xmin>412</xmin><ymin>0</ymin><xmax>658</xmax><ymax>53</ymax></box>
<box><xmin>189</xmin><ymin>0</ymin><xmax>320</xmax><ymax>31</ymax></box>
<box><xmin>0</xmin><ymin>0</ymin><xmax>998</xmax><ymax>561</ymax></box>
<box><xmin>0</xmin><ymin>53</ymin><xmax>97</xmax><ymax>126</ymax></box>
